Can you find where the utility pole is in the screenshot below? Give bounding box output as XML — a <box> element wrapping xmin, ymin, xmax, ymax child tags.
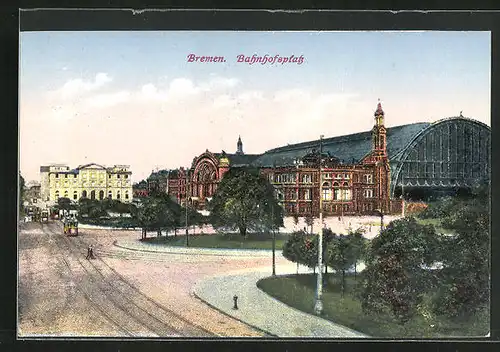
<box><xmin>314</xmin><ymin>135</ymin><xmax>324</xmax><ymax>315</ymax></box>
<box><xmin>272</xmin><ymin>203</ymin><xmax>276</xmax><ymax>276</ymax></box>
<box><xmin>401</xmin><ymin>176</ymin><xmax>405</xmax><ymax>218</ymax></box>
<box><xmin>185</xmin><ymin>169</ymin><xmax>189</xmax><ymax>247</ymax></box>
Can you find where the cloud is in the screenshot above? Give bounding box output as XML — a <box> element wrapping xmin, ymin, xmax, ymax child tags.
<box><xmin>85</xmin><ymin>91</ymin><xmax>131</xmax><ymax>108</ymax></box>
<box><xmin>199</xmin><ymin>76</ymin><xmax>240</xmax><ymax>91</ymax></box>
<box><xmin>51</xmin><ymin>72</ymin><xmax>112</xmax><ymax>100</ymax></box>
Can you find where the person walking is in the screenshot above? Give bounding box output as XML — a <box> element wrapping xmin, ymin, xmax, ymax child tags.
<box><xmin>86</xmin><ymin>244</ymin><xmax>94</xmax><ymax>259</ymax></box>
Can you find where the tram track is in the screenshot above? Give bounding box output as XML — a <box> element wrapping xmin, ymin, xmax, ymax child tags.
<box><xmin>47</xmin><ymin>222</ymin><xmax>215</xmax><ymax>337</ymax></box>
<box><xmin>39</xmin><ymin>224</ymin><xmax>138</xmax><ymax>337</ymax></box>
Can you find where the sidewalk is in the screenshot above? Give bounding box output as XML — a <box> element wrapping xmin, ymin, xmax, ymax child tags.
<box><xmin>114</xmin><ymin>239</ymin><xmax>280</xmax><ymax>257</ymax></box>
<box><xmin>193</xmin><ymin>268</ymin><xmax>368</xmax><ymax>338</ymax></box>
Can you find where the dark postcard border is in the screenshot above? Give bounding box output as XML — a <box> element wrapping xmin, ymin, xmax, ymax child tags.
<box><xmin>2</xmin><ymin>7</ymin><xmax>499</xmax><ymax>352</ymax></box>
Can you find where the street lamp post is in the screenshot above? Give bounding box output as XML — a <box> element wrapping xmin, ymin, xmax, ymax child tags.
<box><xmin>375</xmin><ymin>208</ymin><xmax>384</xmax><ymax>234</ymax></box>
<box><xmin>272</xmin><ymin>203</ymin><xmax>276</xmax><ymax>276</ymax></box>
<box><xmin>314</xmin><ymin>135</ymin><xmax>324</xmax><ymax>315</ymax></box>
<box><xmin>401</xmin><ymin>177</ymin><xmax>405</xmax><ymax>218</ymax></box>
<box><xmin>185</xmin><ymin>169</ymin><xmax>189</xmax><ymax>247</ymax></box>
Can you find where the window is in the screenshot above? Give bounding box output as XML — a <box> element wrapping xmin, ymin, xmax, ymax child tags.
<box><xmin>125</xmin><ymin>175</ymin><xmax>128</xmax><ymax>179</ymax></box>
<box><xmin>322</xmin><ymin>182</ymin><xmax>332</xmax><ymax>201</ymax></box>
<box><xmin>55</xmin><ymin>173</ymin><xmax>59</xmax><ymax>178</ymax></box>
<box><xmin>65</xmin><ymin>174</ymin><xmax>68</xmax><ymax>178</ymax></box>
<box><xmin>344</xmin><ymin>174</ymin><xmax>350</xmax><ymax>179</ymax></box>
<box><xmin>364</xmin><ymin>189</ymin><xmax>374</xmax><ymax>198</ymax></box>
<box><xmin>64</xmin><ymin>190</ymin><xmax>68</xmax><ymax>198</ymax></box>
<box><xmin>125</xmin><ymin>192</ymin><xmax>129</xmax><ymax>200</ymax></box>
<box><xmin>117</xmin><ymin>174</ymin><xmax>121</xmax><ymax>179</ymax></box>
<box><xmin>302</xmin><ymin>174</ymin><xmax>312</xmax><ymax>183</ymax></box>
<box><xmin>322</xmin><ymin>188</ymin><xmax>332</xmax><ymax>201</ymax></box>
<box><xmin>82</xmin><ymin>190</ymin><xmax>87</xmax><ymax>198</ymax></box>
<box><xmin>99</xmin><ymin>190</ymin><xmax>104</xmax><ymax>200</ymax></box>
<box><xmin>108</xmin><ymin>191</ymin><xmax>112</xmax><ymax>199</ymax></box>
<box><xmin>341</xmin><ymin>189</ymin><xmax>352</xmax><ymax>200</ymax></box>
<box><xmin>304</xmin><ymin>189</ymin><xmax>310</xmax><ymax>200</ymax></box>
<box><xmin>117</xmin><ymin>192</ymin><xmax>121</xmax><ymax>200</ymax></box>
<box><xmin>90</xmin><ymin>190</ymin><xmax>96</xmax><ymax>200</ymax></box>
<box><xmin>73</xmin><ymin>191</ymin><xmax>78</xmax><ymax>200</ymax></box>
<box><xmin>343</xmin><ymin>182</ymin><xmax>349</xmax><ymax>187</ymax></box>
<box><xmin>334</xmin><ymin>189</ymin><xmax>341</xmax><ymax>200</ymax></box>
<box><xmin>109</xmin><ymin>174</ymin><xmax>111</xmax><ymax>179</ymax></box>
<box><xmin>55</xmin><ymin>190</ymin><xmax>59</xmax><ymax>199</ymax></box>
<box><xmin>363</xmin><ymin>174</ymin><xmax>373</xmax><ymax>184</ymax></box>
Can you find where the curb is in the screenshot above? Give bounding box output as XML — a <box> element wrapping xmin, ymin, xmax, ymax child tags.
<box><xmin>113</xmin><ymin>240</ymin><xmax>277</xmax><ymax>257</ymax></box>
<box><xmin>191</xmin><ymin>288</ymin><xmax>278</xmax><ymax>338</ymax></box>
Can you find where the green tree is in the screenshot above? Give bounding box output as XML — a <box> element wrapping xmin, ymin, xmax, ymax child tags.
<box><xmin>325</xmin><ymin>234</ymin><xmax>357</xmax><ymax>298</ymax></box>
<box><xmin>19</xmin><ymin>173</ymin><xmax>25</xmax><ymax>216</ymax></box>
<box><xmin>283</xmin><ymin>230</ymin><xmax>307</xmax><ymax>274</ymax></box>
<box><xmin>208</xmin><ymin>167</ymin><xmax>283</xmax><ymax>237</ymax></box>
<box><xmin>134</xmin><ymin>194</ymin><xmax>182</xmax><ymax>239</ymax></box>
<box><xmin>78</xmin><ymin>198</ymin><xmax>107</xmax><ymax>219</ymax></box>
<box><xmin>432</xmin><ymin>185</ymin><xmax>490</xmax><ymax>319</ymax></box>
<box><xmin>57</xmin><ymin>197</ymin><xmax>72</xmax><ymax>217</ymax></box>
<box><xmin>348</xmin><ymin>228</ymin><xmax>368</xmax><ymax>280</ymax></box>
<box><xmin>361</xmin><ymin>217</ymin><xmax>440</xmax><ymax>323</ymax></box>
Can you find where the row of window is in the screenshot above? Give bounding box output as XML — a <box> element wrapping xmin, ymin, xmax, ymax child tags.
<box><xmin>54</xmin><ymin>189</ymin><xmax>130</xmax><ymax>201</ymax></box>
<box><xmin>53</xmin><ymin>173</ymin><xmax>129</xmax><ymax>179</ymax></box>
<box><xmin>270</xmin><ymin>173</ymin><xmax>373</xmax><ymax>184</ymax></box>
<box><xmin>323</xmin><ymin>173</ymin><xmax>350</xmax><ymax>180</ymax></box>
<box><xmin>276</xmin><ymin>188</ymin><xmax>374</xmax><ymax>201</ymax></box>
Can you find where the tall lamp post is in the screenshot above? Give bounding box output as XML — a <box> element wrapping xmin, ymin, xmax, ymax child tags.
<box><xmin>314</xmin><ymin>135</ymin><xmax>324</xmax><ymax>315</ymax></box>
<box><xmin>375</xmin><ymin>208</ymin><xmax>384</xmax><ymax>234</ymax></box>
<box><xmin>401</xmin><ymin>176</ymin><xmax>405</xmax><ymax>218</ymax></box>
<box><xmin>271</xmin><ymin>203</ymin><xmax>276</xmax><ymax>276</ymax></box>
<box><xmin>261</xmin><ymin>199</ymin><xmax>277</xmax><ymax>276</ymax></box>
<box><xmin>185</xmin><ymin>169</ymin><xmax>189</xmax><ymax>247</ymax></box>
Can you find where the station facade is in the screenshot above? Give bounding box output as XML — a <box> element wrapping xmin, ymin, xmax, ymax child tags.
<box><xmin>147</xmin><ymin>102</ymin><xmax>490</xmax><ymax>217</ymax></box>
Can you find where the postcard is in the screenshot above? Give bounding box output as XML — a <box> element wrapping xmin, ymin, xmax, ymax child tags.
<box><xmin>19</xmin><ymin>25</ymin><xmax>491</xmax><ymax>339</ymax></box>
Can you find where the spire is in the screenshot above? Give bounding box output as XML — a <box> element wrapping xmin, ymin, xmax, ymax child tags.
<box><xmin>236</xmin><ymin>135</ymin><xmax>244</xmax><ymax>154</ymax></box>
<box><xmin>374</xmin><ymin>98</ymin><xmax>384</xmax><ymax>117</ymax></box>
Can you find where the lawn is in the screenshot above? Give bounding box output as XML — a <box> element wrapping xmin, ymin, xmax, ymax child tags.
<box><xmin>257</xmin><ymin>274</ymin><xmax>489</xmax><ymax>338</ymax></box>
<box><xmin>141</xmin><ymin>232</ymin><xmax>289</xmax><ymax>250</ymax></box>
<box><xmin>415</xmin><ymin>217</ymin><xmax>453</xmax><ymax>234</ymax></box>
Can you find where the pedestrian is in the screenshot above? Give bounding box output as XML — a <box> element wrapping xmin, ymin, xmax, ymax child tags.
<box><xmin>86</xmin><ymin>244</ymin><xmax>94</xmax><ymax>259</ymax></box>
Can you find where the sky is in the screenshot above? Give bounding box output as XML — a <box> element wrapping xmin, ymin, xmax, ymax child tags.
<box><xmin>19</xmin><ymin>31</ymin><xmax>491</xmax><ymax>183</ymax></box>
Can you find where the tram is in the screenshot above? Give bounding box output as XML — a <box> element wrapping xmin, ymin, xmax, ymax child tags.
<box><xmin>40</xmin><ymin>209</ymin><xmax>49</xmax><ymax>223</ymax></box>
<box><xmin>63</xmin><ymin>216</ymin><xmax>79</xmax><ymax>236</ymax></box>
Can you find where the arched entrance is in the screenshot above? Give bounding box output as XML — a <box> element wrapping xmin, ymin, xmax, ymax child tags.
<box><xmin>99</xmin><ymin>190</ymin><xmax>104</xmax><ymax>200</ymax></box>
<box><xmin>90</xmin><ymin>190</ymin><xmax>96</xmax><ymax>200</ymax></box>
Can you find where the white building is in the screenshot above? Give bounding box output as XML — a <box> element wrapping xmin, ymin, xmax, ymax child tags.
<box><xmin>40</xmin><ymin>163</ymin><xmax>133</xmax><ymax>205</ymax></box>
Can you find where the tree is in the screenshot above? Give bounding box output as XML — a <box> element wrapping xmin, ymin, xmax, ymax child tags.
<box><xmin>325</xmin><ymin>234</ymin><xmax>357</xmax><ymax>298</ymax></box>
<box><xmin>133</xmin><ymin>193</ymin><xmax>182</xmax><ymax>239</ymax></box>
<box><xmin>360</xmin><ymin>217</ymin><xmax>441</xmax><ymax>323</ymax></box>
<box><xmin>78</xmin><ymin>198</ymin><xmax>107</xmax><ymax>219</ymax></box>
<box><xmin>432</xmin><ymin>185</ymin><xmax>490</xmax><ymax>319</ymax></box>
<box><xmin>348</xmin><ymin>228</ymin><xmax>368</xmax><ymax>280</ymax></box>
<box><xmin>282</xmin><ymin>230</ymin><xmax>305</xmax><ymax>274</ymax></box>
<box><xmin>57</xmin><ymin>197</ymin><xmax>72</xmax><ymax>217</ymax></box>
<box><xmin>19</xmin><ymin>173</ymin><xmax>25</xmax><ymax>216</ymax></box>
<box><xmin>208</xmin><ymin>167</ymin><xmax>283</xmax><ymax>237</ymax></box>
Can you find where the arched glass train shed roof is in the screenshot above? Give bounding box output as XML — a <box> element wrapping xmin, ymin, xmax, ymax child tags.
<box><xmin>250</xmin><ymin>116</ymin><xmax>490</xmax><ymax>197</ymax></box>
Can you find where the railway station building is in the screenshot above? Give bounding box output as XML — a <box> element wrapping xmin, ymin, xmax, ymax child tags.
<box><xmin>148</xmin><ymin>102</ymin><xmax>490</xmax><ymax>217</ymax></box>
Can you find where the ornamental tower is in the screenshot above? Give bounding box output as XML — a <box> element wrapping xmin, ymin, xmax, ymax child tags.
<box><xmin>372</xmin><ymin>100</ymin><xmax>387</xmax><ymax>156</ymax></box>
<box><xmin>236</xmin><ymin>135</ymin><xmax>244</xmax><ymax>155</ymax></box>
